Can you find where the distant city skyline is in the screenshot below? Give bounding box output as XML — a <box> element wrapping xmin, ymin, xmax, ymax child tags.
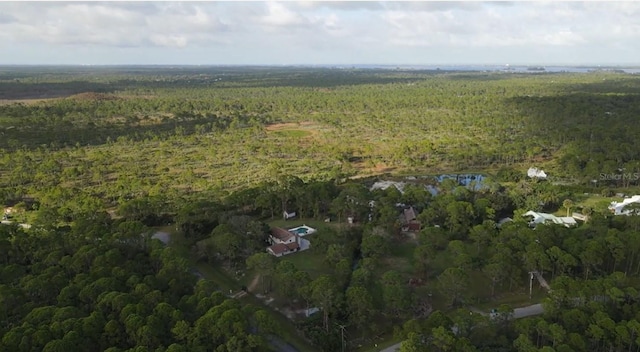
<box><xmin>0</xmin><ymin>1</ymin><xmax>639</xmax><ymax>66</ymax></box>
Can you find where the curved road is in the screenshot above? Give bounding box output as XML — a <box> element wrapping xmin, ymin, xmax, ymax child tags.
<box><xmin>380</xmin><ymin>303</ymin><xmax>545</xmax><ymax>352</ymax></box>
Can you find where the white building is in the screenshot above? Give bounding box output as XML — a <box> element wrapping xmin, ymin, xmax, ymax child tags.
<box><xmin>369</xmin><ymin>180</ymin><xmax>406</xmax><ymax>193</ymax></box>
<box><xmin>523</xmin><ymin>211</ymin><xmax>577</xmax><ymax>228</ymax></box>
<box><xmin>527</xmin><ymin>167</ymin><xmax>547</xmax><ymax>179</ymax></box>
<box><xmin>609</xmin><ymin>195</ymin><xmax>640</xmax><ymax>215</ymax></box>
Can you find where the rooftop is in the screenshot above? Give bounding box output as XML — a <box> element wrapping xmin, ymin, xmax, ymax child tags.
<box><xmin>271</xmin><ymin>227</ymin><xmax>295</xmax><ymax>242</ymax></box>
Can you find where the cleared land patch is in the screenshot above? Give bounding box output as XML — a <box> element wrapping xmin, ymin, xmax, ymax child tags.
<box><xmin>264</xmin><ymin>121</ymin><xmax>326</xmax><ymax>139</ymax></box>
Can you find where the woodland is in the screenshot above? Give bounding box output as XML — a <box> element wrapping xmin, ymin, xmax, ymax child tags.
<box><xmin>2</xmin><ymin>66</ymin><xmax>640</xmax><ymax>352</ymax></box>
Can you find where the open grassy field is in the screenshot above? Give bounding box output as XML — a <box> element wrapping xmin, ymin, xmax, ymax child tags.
<box><xmin>277</xmin><ymin>246</ymin><xmax>333</xmax><ymax>279</ymax></box>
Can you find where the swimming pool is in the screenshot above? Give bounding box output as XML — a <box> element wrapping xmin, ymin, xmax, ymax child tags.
<box><xmin>288</xmin><ymin>225</ymin><xmax>317</xmax><ymax>236</ymax></box>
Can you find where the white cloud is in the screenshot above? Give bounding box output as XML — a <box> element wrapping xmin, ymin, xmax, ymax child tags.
<box><xmin>149</xmin><ymin>34</ymin><xmax>188</xmax><ymax>48</ymax></box>
<box><xmin>0</xmin><ymin>1</ymin><xmax>639</xmax><ymax>65</ymax></box>
<box><xmin>0</xmin><ymin>2</ymin><xmax>230</xmax><ymax>48</ymax></box>
<box><xmin>261</xmin><ymin>2</ymin><xmax>307</xmax><ymax>27</ymax></box>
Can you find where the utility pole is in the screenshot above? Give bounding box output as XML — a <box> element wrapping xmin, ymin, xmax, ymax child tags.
<box><xmin>528</xmin><ymin>271</ymin><xmax>534</xmax><ymax>299</ymax></box>
<box><xmin>337</xmin><ymin>324</ymin><xmax>347</xmax><ymax>352</ymax></box>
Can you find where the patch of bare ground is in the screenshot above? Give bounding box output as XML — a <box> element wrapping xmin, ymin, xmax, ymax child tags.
<box><xmin>265</xmin><ymin>121</ymin><xmax>319</xmax><ymax>130</ymax></box>
<box><xmin>264</xmin><ymin>121</ymin><xmax>326</xmax><ymax>140</ymax></box>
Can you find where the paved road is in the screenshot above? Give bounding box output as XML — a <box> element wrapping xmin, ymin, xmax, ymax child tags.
<box><xmin>513</xmin><ymin>303</ymin><xmax>544</xmax><ymax>319</ymax></box>
<box><xmin>380</xmin><ymin>303</ymin><xmax>546</xmax><ymax>352</ymax></box>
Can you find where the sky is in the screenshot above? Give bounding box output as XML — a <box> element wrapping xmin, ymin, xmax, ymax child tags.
<box><xmin>0</xmin><ymin>1</ymin><xmax>639</xmax><ymax>66</ymax></box>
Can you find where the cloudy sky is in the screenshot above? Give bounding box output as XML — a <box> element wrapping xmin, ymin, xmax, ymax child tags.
<box><xmin>0</xmin><ymin>1</ymin><xmax>639</xmax><ymax>66</ymax></box>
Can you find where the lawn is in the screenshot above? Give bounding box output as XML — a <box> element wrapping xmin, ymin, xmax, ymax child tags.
<box><xmin>473</xmin><ymin>289</ymin><xmax>548</xmax><ymax>311</ymax></box>
<box><xmin>573</xmin><ymin>193</ymin><xmax>617</xmax><ymax>212</ymax></box>
<box><xmin>266</xmin><ymin>217</ymin><xmax>345</xmax><ymax>278</ymax></box>
<box><xmin>277</xmin><ymin>245</ymin><xmax>333</xmax><ymax>279</ymax></box>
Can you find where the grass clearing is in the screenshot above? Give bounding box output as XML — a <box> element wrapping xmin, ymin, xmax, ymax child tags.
<box><xmin>574</xmin><ymin>193</ymin><xmax>618</xmax><ymax>212</ymax></box>
<box><xmin>277</xmin><ymin>245</ymin><xmax>332</xmax><ymax>279</ymax></box>
<box><xmin>476</xmin><ymin>290</ymin><xmax>548</xmax><ymax>311</ymax></box>
<box><xmin>264</xmin><ymin>121</ymin><xmax>326</xmax><ymax>140</ymax></box>
<box><xmin>266</xmin><ymin>218</ymin><xmax>339</xmax><ymax>278</ymax></box>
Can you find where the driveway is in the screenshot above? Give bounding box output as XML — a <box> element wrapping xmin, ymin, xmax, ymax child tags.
<box><xmin>380</xmin><ymin>343</ymin><xmax>401</xmax><ymax>352</ymax></box>
<box><xmin>513</xmin><ymin>304</ymin><xmax>544</xmax><ymax>319</ymax></box>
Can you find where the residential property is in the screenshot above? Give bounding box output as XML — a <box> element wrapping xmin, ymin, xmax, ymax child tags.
<box><xmin>400</xmin><ymin>206</ymin><xmax>422</xmax><ymax>232</ymax></box>
<box><xmin>266</xmin><ymin>227</ymin><xmax>310</xmax><ymax>257</ymax></box>
<box><xmin>370</xmin><ymin>180</ymin><xmax>406</xmax><ymax>193</ymax></box>
<box><xmin>288</xmin><ymin>225</ymin><xmax>317</xmax><ymax>236</ymax></box>
<box><xmin>523</xmin><ymin>211</ymin><xmax>577</xmax><ymax>228</ymax></box>
<box><xmin>269</xmin><ymin>227</ymin><xmax>298</xmax><ymax>245</ymax></box>
<box><xmin>609</xmin><ymin>195</ymin><xmax>640</xmax><ymax>215</ymax></box>
<box><xmin>267</xmin><ymin>242</ymin><xmax>300</xmax><ymax>257</ymax></box>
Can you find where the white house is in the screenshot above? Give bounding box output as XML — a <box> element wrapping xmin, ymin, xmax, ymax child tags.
<box><xmin>266</xmin><ymin>227</ymin><xmax>309</xmax><ymax>257</ymax></box>
<box><xmin>609</xmin><ymin>195</ymin><xmax>640</xmax><ymax>215</ymax></box>
<box><xmin>523</xmin><ymin>211</ymin><xmax>577</xmax><ymax>228</ymax></box>
<box><xmin>527</xmin><ymin>167</ymin><xmax>547</xmax><ymax>179</ymax></box>
<box><xmin>370</xmin><ymin>180</ymin><xmax>406</xmax><ymax>193</ymax></box>
<box><xmin>269</xmin><ymin>227</ymin><xmax>297</xmax><ymax>244</ymax></box>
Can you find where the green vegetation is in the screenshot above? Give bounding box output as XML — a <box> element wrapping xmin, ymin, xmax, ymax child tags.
<box><xmin>3</xmin><ymin>67</ymin><xmax>640</xmax><ymax>214</ymax></box>
<box><xmin>269</xmin><ymin>129</ymin><xmax>313</xmax><ymax>139</ymax></box>
<box><xmin>2</xmin><ymin>66</ymin><xmax>640</xmax><ymax>352</ymax></box>
<box><xmin>0</xmin><ymin>220</ymin><xmax>275</xmax><ymax>352</ymax></box>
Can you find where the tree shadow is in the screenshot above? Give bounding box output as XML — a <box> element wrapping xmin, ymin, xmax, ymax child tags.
<box><xmin>0</xmin><ymin>80</ymin><xmax>116</xmax><ymax>100</ymax></box>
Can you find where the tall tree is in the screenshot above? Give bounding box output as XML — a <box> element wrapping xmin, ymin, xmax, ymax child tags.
<box><xmin>437</xmin><ymin>267</ymin><xmax>469</xmax><ymax>307</ymax></box>
<box><xmin>245</xmin><ymin>253</ymin><xmax>276</xmax><ymax>294</ymax></box>
<box><xmin>310</xmin><ymin>275</ymin><xmax>340</xmax><ymax>332</ymax></box>
<box><xmin>345</xmin><ymin>286</ymin><xmax>374</xmax><ymax>337</ymax></box>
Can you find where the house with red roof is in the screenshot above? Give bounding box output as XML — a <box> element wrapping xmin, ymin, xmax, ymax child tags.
<box><xmin>266</xmin><ymin>227</ymin><xmax>305</xmax><ymax>257</ymax></box>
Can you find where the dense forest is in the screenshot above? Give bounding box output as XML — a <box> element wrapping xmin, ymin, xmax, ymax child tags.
<box><xmin>2</xmin><ymin>66</ymin><xmax>640</xmax><ymax>352</ymax></box>
<box><xmin>0</xmin><ymin>219</ymin><xmax>277</xmax><ymax>352</ymax></box>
